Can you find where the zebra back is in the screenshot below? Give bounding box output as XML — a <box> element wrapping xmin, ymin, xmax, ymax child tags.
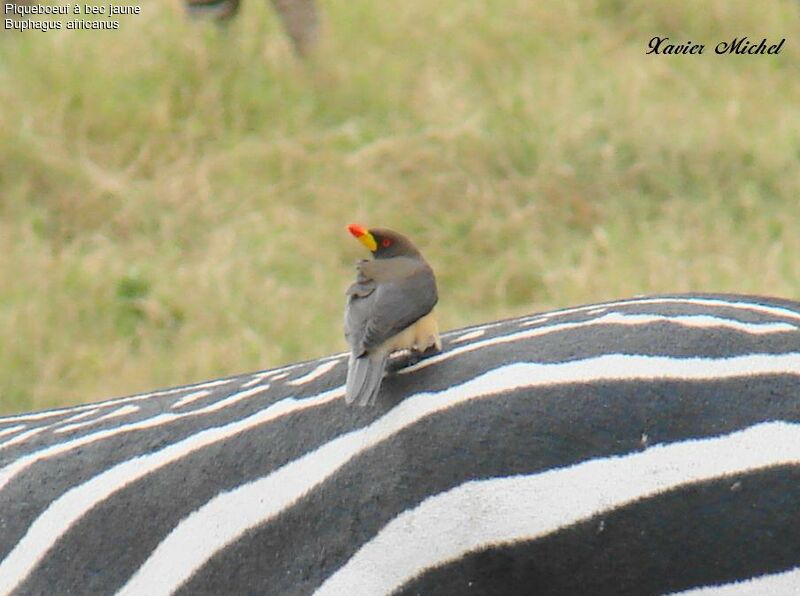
<box><xmin>1</xmin><ymin>293</ymin><xmax>799</xmax><ymax>595</ymax></box>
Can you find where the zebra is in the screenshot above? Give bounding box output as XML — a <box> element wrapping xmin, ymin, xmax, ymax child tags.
<box><xmin>0</xmin><ymin>293</ymin><xmax>799</xmax><ymax>595</ymax></box>
<box><xmin>185</xmin><ymin>0</ymin><xmax>319</xmax><ymax>56</ymax></box>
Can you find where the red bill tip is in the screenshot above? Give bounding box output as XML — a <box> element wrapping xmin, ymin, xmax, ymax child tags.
<box><xmin>347</xmin><ymin>223</ymin><xmax>367</xmax><ymax>238</ymax></box>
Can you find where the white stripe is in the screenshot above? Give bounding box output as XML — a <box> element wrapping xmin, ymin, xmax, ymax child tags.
<box><xmin>58</xmin><ymin>408</ymin><xmax>101</xmax><ymax>424</ymax></box>
<box><xmin>437</xmin><ymin>296</ymin><xmax>800</xmax><ymax>347</ymax></box>
<box><xmin>241</xmin><ymin>376</ymin><xmax>268</xmax><ymax>389</ymax></box>
<box><xmin>672</xmin><ymin>566</ymin><xmax>800</xmax><ymax>594</ymax></box>
<box><xmin>0</xmin><ymin>387</ymin><xmax>345</xmax><ymax>593</ymax></box>
<box><xmin>525</xmin><ymin>296</ymin><xmax>800</xmax><ymax>326</ymax></box>
<box><xmin>450</xmin><ymin>329</ymin><xmax>486</xmax><ymax>344</ymax></box>
<box><xmin>287</xmin><ymin>361</ymin><xmax>339</xmax><ymax>386</ymax></box>
<box><xmin>0</xmin><ymin>385</ymin><xmax>271</xmax><ymax>492</ymax></box>
<box><xmin>171</xmin><ymin>390</ymin><xmax>212</xmax><ymax>409</ymax></box>
<box><xmin>0</xmin><ymin>404</ymin><xmax>105</xmax><ymax>425</ymax></box>
<box><xmin>0</xmin><ymin>425</ymin><xmax>25</xmax><ymax>440</ymax></box>
<box><xmin>0</xmin><ymin>378</ymin><xmax>235</xmax><ymax>425</ymax></box>
<box><xmin>400</xmin><ymin>312</ymin><xmax>797</xmax><ymax>375</ymax></box>
<box><xmin>251</xmin><ymin>364</ymin><xmax>316</xmax><ymax>385</ymax></box>
<box><xmin>315</xmin><ymin>422</ymin><xmax>800</xmax><ymax>595</ymax></box>
<box><xmin>0</xmin><ymin>408</ymin><xmax>99</xmax><ymax>451</ymax></box>
<box><xmin>0</xmin><ymin>296</ymin><xmax>793</xmax><ymax>428</ymax></box>
<box><xmin>89</xmin><ymin>378</ymin><xmax>236</xmax><ymax>408</ymax></box>
<box><xmin>237</xmin><ymin>360</ymin><xmax>311</xmax><ymax>386</ymax></box>
<box><xmin>117</xmin><ymin>353</ymin><xmax>800</xmax><ymax>596</ymax></box>
<box><xmin>522</xmin><ymin>312</ymin><xmax>797</xmax><ymax>332</ymax></box>
<box><xmin>448</xmin><ymin>320</ymin><xmax>507</xmax><ymax>335</ymax></box>
<box><xmin>0</xmin><ymin>427</ymin><xmax>48</xmax><ymax>452</ymax></box>
<box><xmin>190</xmin><ymin>384</ymin><xmax>268</xmax><ymax>414</ymax></box>
<box><xmin>241</xmin><ymin>364</ymin><xmax>311</xmax><ymax>388</ymax></box>
<box><xmin>56</xmin><ymin>406</ymin><xmax>141</xmax><ymax>434</ymax></box>
<box><xmin>319</xmin><ymin>354</ymin><xmax>348</xmax><ymax>363</ymax></box>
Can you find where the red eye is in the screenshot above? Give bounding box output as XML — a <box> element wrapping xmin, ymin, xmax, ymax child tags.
<box><xmin>381</xmin><ymin>238</ymin><xmax>392</xmax><ymax>248</ymax></box>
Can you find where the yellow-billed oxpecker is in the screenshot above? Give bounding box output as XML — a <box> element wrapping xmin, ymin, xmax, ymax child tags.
<box><xmin>344</xmin><ymin>224</ymin><xmax>441</xmax><ymax>406</ymax></box>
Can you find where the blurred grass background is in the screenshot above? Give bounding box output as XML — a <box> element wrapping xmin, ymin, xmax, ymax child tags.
<box><xmin>1</xmin><ymin>0</ymin><xmax>798</xmax><ymax>414</ymax></box>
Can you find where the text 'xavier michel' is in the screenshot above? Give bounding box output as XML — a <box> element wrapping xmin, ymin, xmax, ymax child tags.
<box><xmin>647</xmin><ymin>36</ymin><xmax>786</xmax><ymax>55</ymax></box>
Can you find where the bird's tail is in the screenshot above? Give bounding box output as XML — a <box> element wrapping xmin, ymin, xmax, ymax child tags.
<box><xmin>345</xmin><ymin>352</ymin><xmax>388</xmax><ymax>406</ymax></box>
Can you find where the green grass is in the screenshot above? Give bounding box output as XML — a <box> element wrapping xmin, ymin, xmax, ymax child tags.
<box><xmin>1</xmin><ymin>0</ymin><xmax>799</xmax><ymax>414</ymax></box>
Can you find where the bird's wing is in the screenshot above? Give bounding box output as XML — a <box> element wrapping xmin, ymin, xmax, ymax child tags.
<box><xmin>345</xmin><ymin>257</ymin><xmax>438</xmax><ymax>356</ymax></box>
<box><xmin>344</xmin><ymin>277</ymin><xmax>374</xmax><ymax>344</ymax></box>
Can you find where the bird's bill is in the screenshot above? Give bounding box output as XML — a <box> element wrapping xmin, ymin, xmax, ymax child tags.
<box><xmin>347</xmin><ymin>223</ymin><xmax>378</xmax><ymax>252</ymax></box>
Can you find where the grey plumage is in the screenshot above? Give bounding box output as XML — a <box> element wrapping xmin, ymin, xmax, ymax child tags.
<box><xmin>345</xmin><ymin>352</ymin><xmax>388</xmax><ymax>407</ymax></box>
<box><xmin>344</xmin><ymin>228</ymin><xmax>439</xmax><ymax>406</ymax></box>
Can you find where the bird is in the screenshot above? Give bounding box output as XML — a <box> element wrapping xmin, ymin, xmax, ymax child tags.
<box><xmin>344</xmin><ymin>224</ymin><xmax>441</xmax><ymax>406</ymax></box>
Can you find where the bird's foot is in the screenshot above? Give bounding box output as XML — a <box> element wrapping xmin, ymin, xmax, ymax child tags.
<box><xmin>386</xmin><ymin>344</ymin><xmax>442</xmax><ymax>373</ymax></box>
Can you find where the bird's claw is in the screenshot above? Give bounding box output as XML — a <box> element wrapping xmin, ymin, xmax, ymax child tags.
<box><xmin>387</xmin><ymin>344</ymin><xmax>442</xmax><ymax>373</ymax></box>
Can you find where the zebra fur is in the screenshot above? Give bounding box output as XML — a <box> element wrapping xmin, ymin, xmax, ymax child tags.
<box><xmin>0</xmin><ymin>293</ymin><xmax>799</xmax><ymax>595</ymax></box>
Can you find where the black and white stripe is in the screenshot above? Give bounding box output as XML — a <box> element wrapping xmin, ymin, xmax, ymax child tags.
<box><xmin>1</xmin><ymin>293</ymin><xmax>799</xmax><ymax>595</ymax></box>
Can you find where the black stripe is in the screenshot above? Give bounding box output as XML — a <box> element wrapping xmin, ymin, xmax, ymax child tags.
<box><xmin>399</xmin><ymin>466</ymin><xmax>800</xmax><ymax>596</ymax></box>
<box><xmin>0</xmin><ymin>364</ymin><xmax>352</xmax><ymax>563</ymax></box>
<box><xmin>178</xmin><ymin>375</ymin><xmax>799</xmax><ymax>595</ymax></box>
<box><xmin>3</xmin><ymin>294</ymin><xmax>799</xmax><ymax>595</ymax></box>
